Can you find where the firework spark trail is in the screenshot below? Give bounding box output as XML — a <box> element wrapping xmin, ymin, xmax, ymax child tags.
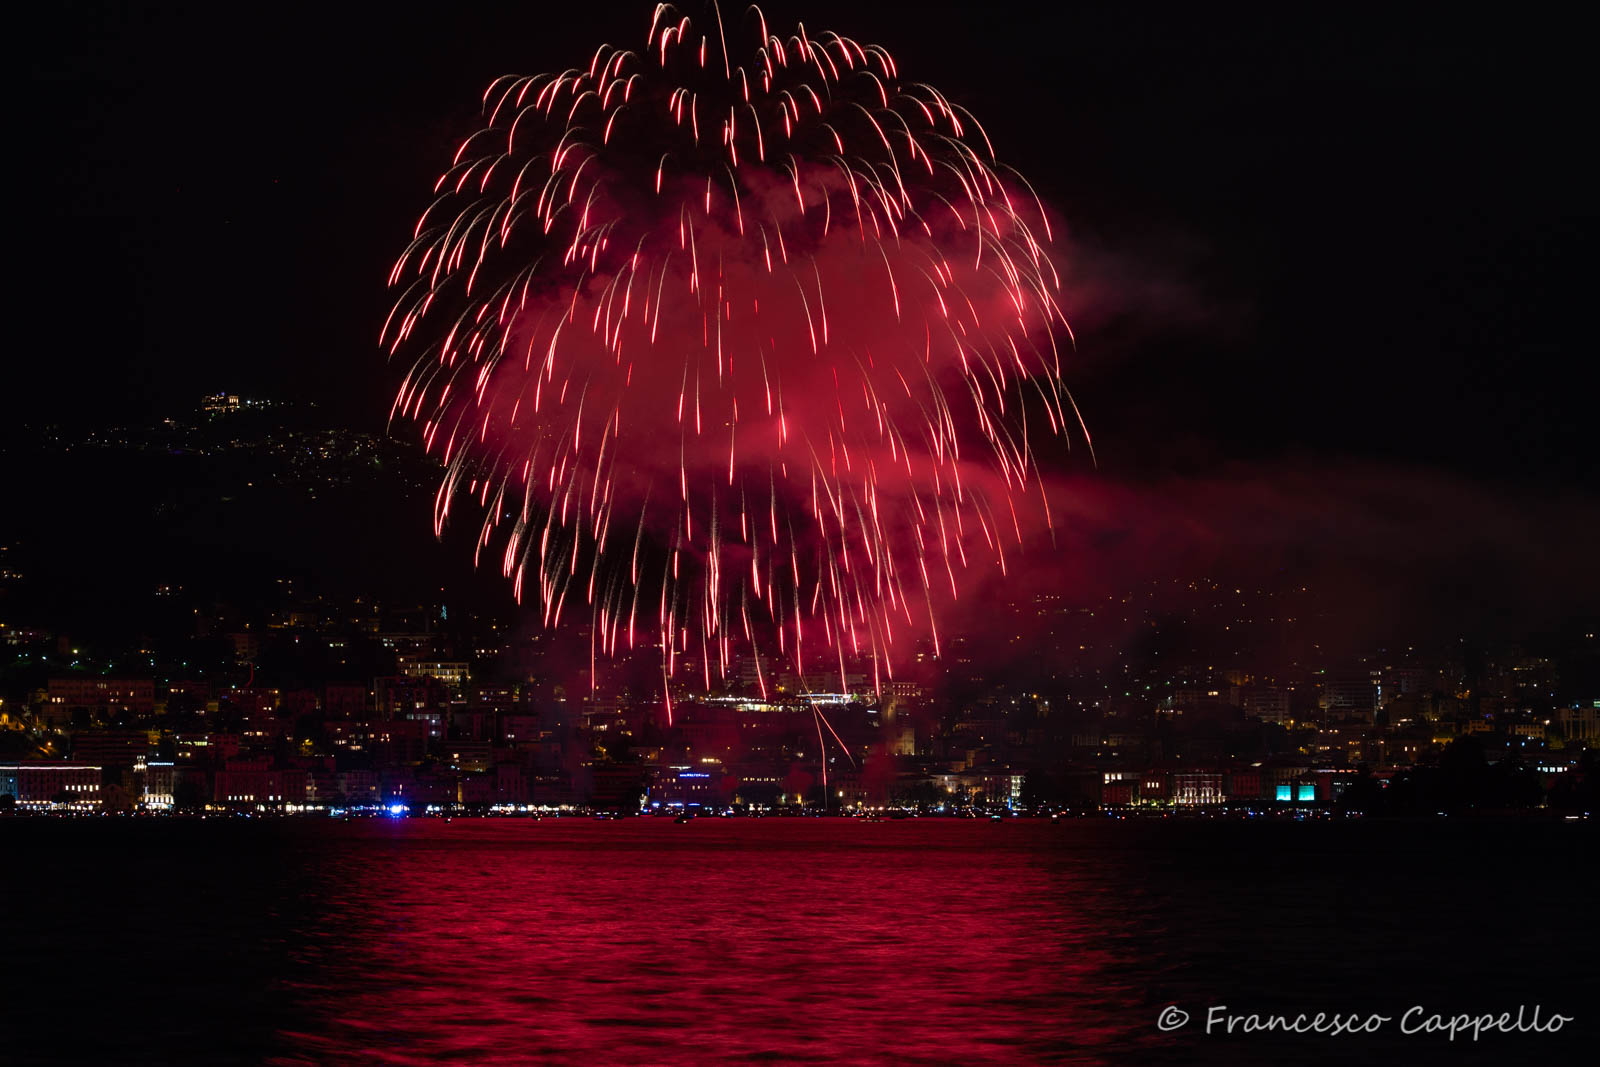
<box><xmin>384</xmin><ymin>2</ymin><xmax>1088</xmax><ymax>719</ymax></box>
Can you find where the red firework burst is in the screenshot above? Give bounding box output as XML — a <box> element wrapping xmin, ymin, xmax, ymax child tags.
<box><xmin>382</xmin><ymin>2</ymin><xmax>1088</xmax><ymax>712</ymax></box>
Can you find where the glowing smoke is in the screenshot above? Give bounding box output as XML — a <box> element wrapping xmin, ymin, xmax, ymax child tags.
<box><xmin>382</xmin><ymin>3</ymin><xmax>1085</xmax><ymax>705</ymax></box>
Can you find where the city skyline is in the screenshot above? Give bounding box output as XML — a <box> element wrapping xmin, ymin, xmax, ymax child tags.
<box><xmin>3</xmin><ymin>402</ymin><xmax>1595</xmax><ymax>819</ymax></box>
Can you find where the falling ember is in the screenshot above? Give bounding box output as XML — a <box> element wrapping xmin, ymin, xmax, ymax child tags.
<box><xmin>383</xmin><ymin>2</ymin><xmax>1088</xmax><ymax>710</ymax></box>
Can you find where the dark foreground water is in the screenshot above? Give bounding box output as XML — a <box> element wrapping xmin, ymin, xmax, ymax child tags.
<box><xmin>1</xmin><ymin>817</ymin><xmax>1593</xmax><ymax>1065</ymax></box>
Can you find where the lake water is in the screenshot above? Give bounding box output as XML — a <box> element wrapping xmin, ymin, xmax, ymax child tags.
<box><xmin>1</xmin><ymin>817</ymin><xmax>1592</xmax><ymax>1064</ymax></box>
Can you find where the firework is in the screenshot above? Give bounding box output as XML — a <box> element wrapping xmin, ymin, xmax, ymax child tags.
<box><xmin>382</xmin><ymin>2</ymin><xmax>1087</xmax><ymax>714</ymax></box>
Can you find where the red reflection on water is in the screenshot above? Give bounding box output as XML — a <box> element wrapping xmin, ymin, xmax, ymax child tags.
<box><xmin>270</xmin><ymin>820</ymin><xmax>1149</xmax><ymax>1065</ymax></box>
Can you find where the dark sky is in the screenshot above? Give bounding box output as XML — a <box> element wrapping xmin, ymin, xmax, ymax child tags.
<box><xmin>11</xmin><ymin>1</ymin><xmax>1597</xmax><ymax>644</ymax></box>
<box><xmin>17</xmin><ymin>2</ymin><xmax>1591</xmax><ymax>479</ymax></box>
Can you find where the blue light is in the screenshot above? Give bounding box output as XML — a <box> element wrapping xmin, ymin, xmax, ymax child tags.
<box><xmin>1275</xmin><ymin>785</ymin><xmax>1292</xmax><ymax>802</ymax></box>
<box><xmin>387</xmin><ymin>803</ymin><xmax>407</xmax><ymax>817</ymax></box>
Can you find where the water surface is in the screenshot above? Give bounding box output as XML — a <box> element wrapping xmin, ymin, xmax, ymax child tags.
<box><xmin>2</xmin><ymin>817</ymin><xmax>1591</xmax><ymax>1064</ymax></box>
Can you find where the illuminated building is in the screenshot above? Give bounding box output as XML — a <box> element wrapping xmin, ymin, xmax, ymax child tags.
<box><xmin>1225</xmin><ymin>768</ymin><xmax>1264</xmax><ymax>799</ymax></box>
<box><xmin>1558</xmin><ymin>701</ymin><xmax>1600</xmax><ymax>743</ymax></box>
<box><xmin>213</xmin><ymin>758</ymin><xmax>307</xmax><ymax>806</ymax></box>
<box><xmin>0</xmin><ymin>761</ymin><xmax>103</xmax><ymax>809</ymax></box>
<box><xmin>1101</xmin><ymin>778</ymin><xmax>1135</xmax><ymax>807</ymax></box>
<box><xmin>143</xmin><ymin>761</ymin><xmax>176</xmax><ymax>810</ymax></box>
<box><xmin>650</xmin><ymin>766</ymin><xmax>724</xmax><ymax>809</ymax></box>
<box><xmin>70</xmin><ymin>729</ymin><xmax>153</xmax><ymax>768</ymax></box>
<box><xmin>1321</xmin><ymin>673</ymin><xmax>1379</xmax><ymax>723</ymax></box>
<box><xmin>1242</xmin><ymin>687</ymin><xmax>1291</xmax><ymax>724</ymax></box>
<box><xmin>46</xmin><ymin>678</ymin><xmax>156</xmax><ymax>719</ymax></box>
<box><xmin>400</xmin><ymin>659</ymin><xmax>471</xmax><ymax>690</ymax></box>
<box><xmin>1172</xmin><ymin>771</ymin><xmax>1225</xmax><ymax>806</ymax></box>
<box><xmin>173</xmin><ymin>733</ymin><xmax>229</xmax><ymax>765</ymax></box>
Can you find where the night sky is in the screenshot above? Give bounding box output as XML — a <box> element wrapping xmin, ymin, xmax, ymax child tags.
<box><xmin>13</xmin><ymin>1</ymin><xmax>1598</xmax><ymax>641</ymax></box>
